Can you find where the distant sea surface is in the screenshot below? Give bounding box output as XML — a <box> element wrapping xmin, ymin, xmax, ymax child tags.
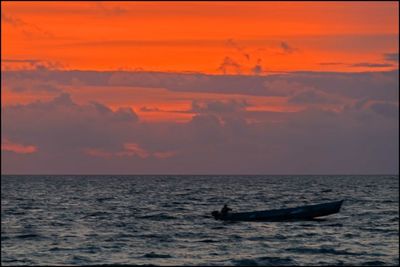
<box><xmin>1</xmin><ymin>175</ymin><xmax>399</xmax><ymax>266</ymax></box>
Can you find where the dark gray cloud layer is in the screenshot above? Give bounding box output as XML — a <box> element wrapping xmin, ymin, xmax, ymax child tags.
<box><xmin>384</xmin><ymin>53</ymin><xmax>399</xmax><ymax>62</ymax></box>
<box><xmin>2</xmin><ymin>69</ymin><xmax>398</xmax><ymax>174</ymax></box>
<box><xmin>350</xmin><ymin>62</ymin><xmax>393</xmax><ymax>68</ymax></box>
<box><xmin>2</xmin><ymin>90</ymin><xmax>398</xmax><ymax>174</ymax></box>
<box><xmin>3</xmin><ymin>69</ymin><xmax>399</xmax><ymax>102</ymax></box>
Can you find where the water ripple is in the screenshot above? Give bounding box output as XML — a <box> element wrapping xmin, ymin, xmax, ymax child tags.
<box><xmin>1</xmin><ymin>175</ymin><xmax>398</xmax><ymax>266</ymax></box>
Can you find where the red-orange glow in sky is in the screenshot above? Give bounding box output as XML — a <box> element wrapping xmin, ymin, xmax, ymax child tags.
<box><xmin>2</xmin><ymin>1</ymin><xmax>398</xmax><ymax>73</ymax></box>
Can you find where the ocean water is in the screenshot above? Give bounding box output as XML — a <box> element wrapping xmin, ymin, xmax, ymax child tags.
<box><xmin>1</xmin><ymin>175</ymin><xmax>399</xmax><ymax>266</ymax></box>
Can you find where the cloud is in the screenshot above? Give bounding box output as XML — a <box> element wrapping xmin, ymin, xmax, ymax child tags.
<box><xmin>3</xmin><ymin>69</ymin><xmax>398</xmax><ymax>102</ymax></box>
<box><xmin>191</xmin><ymin>99</ymin><xmax>249</xmax><ymax>114</ymax></box>
<box><xmin>94</xmin><ymin>2</ymin><xmax>128</xmax><ymax>16</ymax></box>
<box><xmin>140</xmin><ymin>106</ymin><xmax>161</xmax><ymax>112</ymax></box>
<box><xmin>319</xmin><ymin>62</ymin><xmax>345</xmax><ymax>66</ymax></box>
<box><xmin>1</xmin><ymin>12</ymin><xmax>25</xmax><ymax>27</ymax></box>
<box><xmin>217</xmin><ymin>56</ymin><xmax>242</xmax><ymax>74</ymax></box>
<box><xmin>280</xmin><ymin>70</ymin><xmax>398</xmax><ymax>101</ymax></box>
<box><xmin>224</xmin><ymin>39</ymin><xmax>266</xmax><ymax>75</ymax></box>
<box><xmin>2</xmin><ymin>89</ymin><xmax>398</xmax><ymax>174</ymax></box>
<box><xmin>263</xmin><ymin>79</ymin><xmax>308</xmax><ymax>96</ymax></box>
<box><xmin>251</xmin><ymin>59</ymin><xmax>263</xmax><ymax>75</ymax></box>
<box><xmin>31</xmin><ymin>61</ymin><xmax>66</xmax><ymax>71</ymax></box>
<box><xmin>319</xmin><ymin>62</ymin><xmax>395</xmax><ymax>68</ymax></box>
<box><xmin>2</xmin><ymin>58</ymin><xmax>65</xmax><ymax>71</ymax></box>
<box><xmin>7</xmin><ymin>80</ymin><xmax>61</xmax><ymax>93</ymax></box>
<box><xmin>1</xmin><ymin>12</ymin><xmax>53</xmax><ymax>38</ymax></box>
<box><xmin>383</xmin><ymin>53</ymin><xmax>399</xmax><ymax>63</ymax></box>
<box><xmin>107</xmin><ymin>71</ymin><xmax>271</xmax><ymax>95</ymax></box>
<box><xmin>2</xmin><ymin>59</ymin><xmax>41</xmax><ymax>64</ymax></box>
<box><xmin>369</xmin><ymin>102</ymin><xmax>399</xmax><ymax>118</ymax></box>
<box><xmin>84</xmin><ymin>143</ymin><xmax>150</xmax><ymax>159</ymax></box>
<box><xmin>120</xmin><ymin>143</ymin><xmax>150</xmax><ymax>158</ymax></box>
<box><xmin>83</xmin><ymin>147</ymin><xmax>113</xmax><ymax>159</ymax></box>
<box><xmin>114</xmin><ymin>107</ymin><xmax>139</xmax><ymax>122</ymax></box>
<box><xmin>251</xmin><ymin>64</ymin><xmax>263</xmax><ymax>75</ymax></box>
<box><xmin>280</xmin><ymin>41</ymin><xmax>297</xmax><ymax>54</ymax></box>
<box><xmin>288</xmin><ymin>90</ymin><xmax>340</xmax><ymax>105</ymax></box>
<box><xmin>1</xmin><ymin>138</ymin><xmax>37</xmax><ymax>154</ymax></box>
<box><xmin>2</xmin><ymin>93</ymin><xmax>139</xmax><ymax>154</ymax></box>
<box><xmin>153</xmin><ymin>150</ymin><xmax>177</xmax><ymax>159</ymax></box>
<box><xmin>350</xmin><ymin>62</ymin><xmax>393</xmax><ymax>68</ymax></box>
<box><xmin>226</xmin><ymin>38</ymin><xmax>251</xmax><ymax>60</ymax></box>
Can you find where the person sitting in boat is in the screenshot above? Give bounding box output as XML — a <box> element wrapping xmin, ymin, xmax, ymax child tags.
<box><xmin>220</xmin><ymin>204</ymin><xmax>232</xmax><ymax>217</ymax></box>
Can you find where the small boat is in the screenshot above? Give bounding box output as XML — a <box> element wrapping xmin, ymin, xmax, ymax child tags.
<box><xmin>211</xmin><ymin>200</ymin><xmax>344</xmax><ymax>221</ymax></box>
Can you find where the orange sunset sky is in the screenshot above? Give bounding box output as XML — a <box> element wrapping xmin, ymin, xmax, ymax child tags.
<box><xmin>2</xmin><ymin>2</ymin><xmax>398</xmax><ymax>72</ymax></box>
<box><xmin>1</xmin><ymin>1</ymin><xmax>399</xmax><ymax>174</ymax></box>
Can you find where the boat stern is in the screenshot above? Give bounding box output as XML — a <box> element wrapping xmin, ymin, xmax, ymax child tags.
<box><xmin>211</xmin><ymin>211</ymin><xmax>221</xmax><ymax>220</ymax></box>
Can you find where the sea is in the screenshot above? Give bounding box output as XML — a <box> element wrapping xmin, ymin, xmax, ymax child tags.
<box><xmin>1</xmin><ymin>175</ymin><xmax>399</xmax><ymax>266</ymax></box>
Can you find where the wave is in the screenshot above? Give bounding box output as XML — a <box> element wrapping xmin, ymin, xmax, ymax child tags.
<box><xmin>96</xmin><ymin>197</ymin><xmax>115</xmax><ymax>203</ymax></box>
<box><xmin>231</xmin><ymin>256</ymin><xmax>295</xmax><ymax>266</ymax></box>
<box><xmin>136</xmin><ymin>213</ymin><xmax>176</xmax><ymax>220</ymax></box>
<box><xmin>361</xmin><ymin>260</ymin><xmax>387</xmax><ymax>265</ymax></box>
<box><xmin>285</xmin><ymin>247</ymin><xmax>363</xmax><ymax>256</ymax></box>
<box><xmin>197</xmin><ymin>239</ymin><xmax>218</xmax><ymax>243</ymax></box>
<box><xmin>142</xmin><ymin>252</ymin><xmax>172</xmax><ymax>259</ymax></box>
<box><xmin>2</xmin><ymin>175</ymin><xmax>398</xmax><ymax>266</ymax></box>
<box><xmin>14</xmin><ymin>233</ymin><xmax>44</xmax><ymax>240</ymax></box>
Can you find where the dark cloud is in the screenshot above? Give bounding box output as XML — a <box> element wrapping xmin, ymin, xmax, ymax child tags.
<box><xmin>1</xmin><ymin>12</ymin><xmax>25</xmax><ymax>27</ymax></box>
<box><xmin>2</xmin><ymin>58</ymin><xmax>65</xmax><ymax>71</ymax></box>
<box><xmin>217</xmin><ymin>57</ymin><xmax>242</xmax><ymax>74</ymax></box>
<box><xmin>8</xmin><ymin>81</ymin><xmax>61</xmax><ymax>93</ymax></box>
<box><xmin>2</xmin><ymin>93</ymin><xmax>139</xmax><ymax>155</ymax></box>
<box><xmin>94</xmin><ymin>2</ymin><xmax>128</xmax><ymax>16</ymax></box>
<box><xmin>319</xmin><ymin>62</ymin><xmax>345</xmax><ymax>66</ymax></box>
<box><xmin>2</xmin><ymin>59</ymin><xmax>41</xmax><ymax>64</ymax></box>
<box><xmin>224</xmin><ymin>39</ymin><xmax>266</xmax><ymax>75</ymax></box>
<box><xmin>114</xmin><ymin>107</ymin><xmax>139</xmax><ymax>122</ymax></box>
<box><xmin>281</xmin><ymin>70</ymin><xmax>399</xmax><ymax>101</ymax></box>
<box><xmin>3</xmin><ymin>69</ymin><xmax>398</xmax><ymax>102</ymax></box>
<box><xmin>251</xmin><ymin>64</ymin><xmax>263</xmax><ymax>75</ymax></box>
<box><xmin>369</xmin><ymin>102</ymin><xmax>399</xmax><ymax>118</ymax></box>
<box><xmin>226</xmin><ymin>38</ymin><xmax>250</xmax><ymax>60</ymax></box>
<box><xmin>263</xmin><ymin>79</ymin><xmax>307</xmax><ymax>96</ymax></box>
<box><xmin>383</xmin><ymin>53</ymin><xmax>399</xmax><ymax>63</ymax></box>
<box><xmin>319</xmin><ymin>62</ymin><xmax>394</xmax><ymax>68</ymax></box>
<box><xmin>280</xmin><ymin>41</ymin><xmax>297</xmax><ymax>54</ymax></box>
<box><xmin>2</xmin><ymin>92</ymin><xmax>398</xmax><ymax>174</ymax></box>
<box><xmin>1</xmin><ymin>12</ymin><xmax>53</xmax><ymax>38</ymax></box>
<box><xmin>191</xmin><ymin>99</ymin><xmax>249</xmax><ymax>114</ymax></box>
<box><xmin>350</xmin><ymin>62</ymin><xmax>393</xmax><ymax>68</ymax></box>
<box><xmin>251</xmin><ymin>59</ymin><xmax>263</xmax><ymax>75</ymax></box>
<box><xmin>351</xmin><ymin>98</ymin><xmax>370</xmax><ymax>110</ymax></box>
<box><xmin>288</xmin><ymin>90</ymin><xmax>340</xmax><ymax>105</ymax></box>
<box><xmin>91</xmin><ymin>101</ymin><xmax>113</xmax><ymax>113</ymax></box>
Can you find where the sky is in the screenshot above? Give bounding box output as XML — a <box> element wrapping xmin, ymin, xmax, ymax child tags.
<box><xmin>1</xmin><ymin>1</ymin><xmax>399</xmax><ymax>174</ymax></box>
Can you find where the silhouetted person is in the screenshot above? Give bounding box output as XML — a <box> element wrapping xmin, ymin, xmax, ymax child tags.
<box><xmin>220</xmin><ymin>204</ymin><xmax>232</xmax><ymax>217</ymax></box>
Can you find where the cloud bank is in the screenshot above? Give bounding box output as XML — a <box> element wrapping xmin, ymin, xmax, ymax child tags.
<box><xmin>2</xmin><ymin>71</ymin><xmax>398</xmax><ymax>174</ymax></box>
